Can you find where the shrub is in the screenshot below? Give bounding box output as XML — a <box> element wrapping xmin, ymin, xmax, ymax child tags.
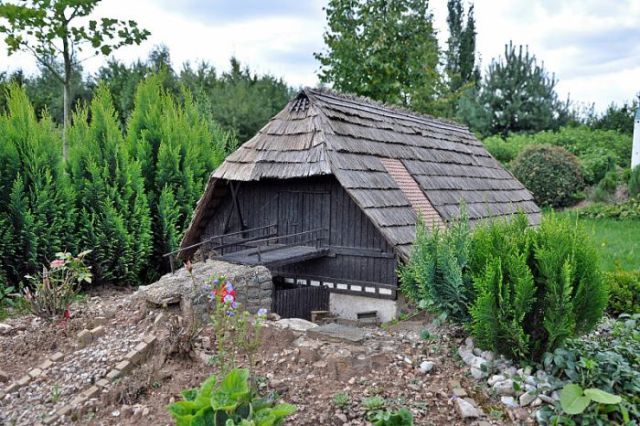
<box><xmin>368</xmin><ymin>407</ymin><xmax>414</xmax><ymax>426</ymax></box>
<box><xmin>470</xmin><ymin>213</ymin><xmax>607</xmax><ymax>360</ymax></box>
<box><xmin>591</xmin><ymin>169</ymin><xmax>618</xmax><ymax>202</ymax></box>
<box><xmin>167</xmin><ymin>368</ymin><xmax>296</xmax><ymax>425</ymax></box>
<box><xmin>512</xmin><ymin>144</ymin><xmax>585</xmax><ymax>208</ymax></box>
<box><xmin>576</xmin><ymin>199</ymin><xmax>640</xmax><ymax>220</ymax></box>
<box><xmin>23</xmin><ymin>251</ymin><xmax>92</xmax><ymax>319</ymax></box>
<box><xmin>399</xmin><ymin>214</ymin><xmax>473</xmax><ymax>322</ymax></box>
<box><xmin>630</xmin><ymin>165</ymin><xmax>640</xmax><ymax>198</ymax></box>
<box><xmin>482</xmin><ymin>135</ymin><xmax>522</xmax><ymax>164</ymax></box>
<box><xmin>604</xmin><ymin>270</ymin><xmax>640</xmax><ymax>316</ymax></box>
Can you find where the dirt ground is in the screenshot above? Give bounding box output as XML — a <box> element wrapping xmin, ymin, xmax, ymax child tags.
<box><xmin>0</xmin><ymin>286</ymin><xmax>510</xmax><ymax>426</ymax></box>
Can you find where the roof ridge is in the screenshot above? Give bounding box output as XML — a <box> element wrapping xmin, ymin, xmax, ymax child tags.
<box><xmin>304</xmin><ymin>87</ymin><xmax>470</xmax><ymax>132</ymax></box>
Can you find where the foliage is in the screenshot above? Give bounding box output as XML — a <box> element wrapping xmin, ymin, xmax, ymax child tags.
<box><xmin>539</xmin><ymin>314</ymin><xmax>640</xmax><ymax>424</ymax></box>
<box><xmin>591</xmin><ymin>169</ymin><xmax>618</xmax><ymax>203</ymax></box>
<box><xmin>399</xmin><ymin>213</ymin><xmax>473</xmax><ymax>322</ymax></box>
<box><xmin>362</xmin><ymin>396</ymin><xmax>386</xmax><ymax>412</ymax></box>
<box><xmin>575</xmin><ymin>198</ymin><xmax>640</xmax><ymax>220</ymax></box>
<box><xmin>629</xmin><ymin>166</ymin><xmax>640</xmax><ymax>198</ymax></box>
<box><xmin>458</xmin><ymin>42</ymin><xmax>570</xmax><ymax>137</ymax></box>
<box><xmin>604</xmin><ymin>270</ymin><xmax>640</xmax><ymax>316</ymax></box>
<box><xmin>482</xmin><ymin>126</ymin><xmax>631</xmax><ymax>185</ymax></box>
<box><xmin>368</xmin><ymin>407</ymin><xmax>414</xmax><ymax>426</ymax></box>
<box><xmin>167</xmin><ymin>368</ymin><xmax>296</xmax><ymax>426</ymax></box>
<box><xmin>0</xmin><ymin>85</ymin><xmax>76</xmax><ymax>288</ymax></box>
<box><xmin>586</xmin><ymin>96</ymin><xmax>639</xmax><ymax>135</ymax></box>
<box><xmin>511</xmin><ymin>144</ymin><xmax>584</xmax><ymax>208</ymax></box>
<box><xmin>332</xmin><ymin>392</ymin><xmax>350</xmax><ymax>408</ymax></box>
<box><xmin>315</xmin><ymin>0</ymin><xmax>441</xmax><ymax>114</ymax></box>
<box><xmin>23</xmin><ymin>250</ymin><xmax>91</xmax><ymax>319</ymax></box>
<box><xmin>0</xmin><ymin>0</ymin><xmax>149</xmax><ymax>158</ymax></box>
<box><xmin>559</xmin><ymin>383</ymin><xmax>621</xmax><ymax>415</ymax></box>
<box><xmin>67</xmin><ymin>85</ymin><xmax>152</xmax><ymax>284</ymax></box>
<box><xmin>127</xmin><ymin>75</ymin><xmax>233</xmax><ymax>277</ymax></box>
<box><xmin>470</xmin><ymin>213</ymin><xmax>607</xmax><ymax>361</ymax></box>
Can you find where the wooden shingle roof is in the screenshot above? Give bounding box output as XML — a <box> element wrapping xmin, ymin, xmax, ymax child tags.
<box><xmin>182</xmin><ymin>88</ymin><xmax>540</xmax><ymax>259</ymax></box>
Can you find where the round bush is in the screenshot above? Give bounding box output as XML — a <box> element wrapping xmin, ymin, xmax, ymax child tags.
<box><xmin>512</xmin><ymin>144</ymin><xmax>585</xmax><ymax>208</ymax></box>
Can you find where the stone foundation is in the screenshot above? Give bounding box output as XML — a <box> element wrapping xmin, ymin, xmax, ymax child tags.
<box><xmin>135</xmin><ymin>260</ymin><xmax>273</xmax><ymax>317</ymax></box>
<box><xmin>329</xmin><ymin>293</ymin><xmax>405</xmax><ymax>323</ymax></box>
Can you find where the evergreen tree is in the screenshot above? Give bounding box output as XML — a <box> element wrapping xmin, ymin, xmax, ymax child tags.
<box><xmin>458</xmin><ymin>42</ymin><xmax>570</xmax><ymax>137</ymax></box>
<box><xmin>315</xmin><ymin>0</ymin><xmax>441</xmax><ymax>113</ymax></box>
<box><xmin>445</xmin><ymin>0</ymin><xmax>479</xmax><ymax>94</ymax></box>
<box><xmin>67</xmin><ymin>85</ymin><xmax>152</xmax><ymax>284</ymax></box>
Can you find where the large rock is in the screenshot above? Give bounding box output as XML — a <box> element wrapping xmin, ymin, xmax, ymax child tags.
<box><xmin>455</xmin><ymin>398</ymin><xmax>482</xmax><ymax>418</ymax></box>
<box><xmin>134</xmin><ymin>259</ymin><xmax>273</xmax><ymax>317</ymax></box>
<box><xmin>274</xmin><ymin>318</ymin><xmax>318</xmax><ymax>332</ymax></box>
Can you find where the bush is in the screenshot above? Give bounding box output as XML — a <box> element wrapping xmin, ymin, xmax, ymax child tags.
<box><xmin>167</xmin><ymin>368</ymin><xmax>296</xmax><ymax>425</ymax></box>
<box><xmin>604</xmin><ymin>270</ymin><xmax>640</xmax><ymax>316</ymax></box>
<box><xmin>576</xmin><ymin>198</ymin><xmax>640</xmax><ymax>220</ymax></box>
<box><xmin>470</xmin><ymin>213</ymin><xmax>607</xmax><ymax>360</ymax></box>
<box><xmin>630</xmin><ymin>165</ymin><xmax>640</xmax><ymax>198</ymax></box>
<box><xmin>399</xmin><ymin>214</ymin><xmax>473</xmax><ymax>322</ymax></box>
<box><xmin>512</xmin><ymin>144</ymin><xmax>585</xmax><ymax>208</ymax></box>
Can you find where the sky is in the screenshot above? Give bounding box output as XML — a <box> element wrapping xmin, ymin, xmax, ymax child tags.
<box><xmin>0</xmin><ymin>0</ymin><xmax>638</xmax><ymax>112</ymax></box>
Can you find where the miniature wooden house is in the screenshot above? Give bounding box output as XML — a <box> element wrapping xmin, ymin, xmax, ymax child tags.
<box><xmin>179</xmin><ymin>89</ymin><xmax>540</xmax><ymax>321</ymax></box>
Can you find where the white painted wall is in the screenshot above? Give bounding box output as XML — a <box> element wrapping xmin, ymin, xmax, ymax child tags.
<box><xmin>633</xmin><ymin>109</ymin><xmax>640</xmax><ymax>169</ymax></box>
<box><xmin>329</xmin><ymin>293</ymin><xmax>399</xmax><ymax>323</ymax></box>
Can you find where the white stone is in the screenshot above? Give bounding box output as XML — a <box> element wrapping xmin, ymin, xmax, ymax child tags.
<box><xmin>493</xmin><ymin>380</ymin><xmax>515</xmax><ymax>396</ymax></box>
<box><xmin>455</xmin><ymin>398</ymin><xmax>481</xmax><ymax>418</ymax></box>
<box><xmin>470</xmin><ymin>367</ymin><xmax>486</xmax><ymax>379</ymax></box>
<box><xmin>274</xmin><ymin>318</ymin><xmax>318</xmax><ymax>332</ymax></box>
<box><xmin>419</xmin><ymin>361</ymin><xmax>435</xmax><ymax>373</ymax></box>
<box><xmin>0</xmin><ymin>324</ymin><xmax>12</xmax><ymax>335</ymax></box>
<box><xmin>520</xmin><ymin>391</ymin><xmax>537</xmax><ymax>406</ymax></box>
<box><xmin>464</xmin><ymin>337</ymin><xmax>474</xmax><ymax>348</ymax></box>
<box><xmin>488</xmin><ymin>374</ymin><xmax>506</xmax><ymax>386</ymax></box>
<box><xmin>501</xmin><ymin>396</ymin><xmax>519</xmax><ymax>408</ymax></box>
<box><xmin>481</xmin><ymin>350</ymin><xmax>495</xmax><ymax>362</ymax></box>
<box><xmin>458</xmin><ymin>345</ymin><xmax>488</xmax><ymax>370</ymax></box>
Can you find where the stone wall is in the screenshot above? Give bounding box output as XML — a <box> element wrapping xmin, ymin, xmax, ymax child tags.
<box><xmin>135</xmin><ymin>260</ymin><xmax>273</xmax><ymax>317</ymax></box>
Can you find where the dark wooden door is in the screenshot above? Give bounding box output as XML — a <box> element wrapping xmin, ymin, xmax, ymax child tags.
<box><xmin>273</xmin><ymin>285</ymin><xmax>329</xmax><ymax>320</ymax></box>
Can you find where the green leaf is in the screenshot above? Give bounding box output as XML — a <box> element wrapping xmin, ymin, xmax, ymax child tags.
<box><xmin>168</xmin><ymin>400</ymin><xmax>200</xmax><ymax>417</ymax></box>
<box><xmin>583</xmin><ymin>388</ymin><xmax>622</xmax><ymax>405</ymax></box>
<box><xmin>198</xmin><ymin>374</ymin><xmax>217</xmax><ymax>399</ymax></box>
<box><xmin>270</xmin><ymin>403</ymin><xmax>297</xmax><ymax>418</ymax></box>
<box><xmin>210</xmin><ymin>391</ymin><xmax>238</xmax><ymax>412</ymax></box>
<box><xmin>559</xmin><ymin>384</ymin><xmax>591</xmax><ymax>415</ymax></box>
<box><xmin>180</xmin><ymin>388</ymin><xmax>198</xmax><ymax>401</ymax></box>
<box><xmin>220</xmin><ymin>368</ymin><xmax>250</xmax><ymax>398</ymax></box>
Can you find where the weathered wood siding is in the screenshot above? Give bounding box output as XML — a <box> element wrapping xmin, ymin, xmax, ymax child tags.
<box><xmin>200</xmin><ymin>176</ymin><xmax>398</xmax><ymax>288</ymax></box>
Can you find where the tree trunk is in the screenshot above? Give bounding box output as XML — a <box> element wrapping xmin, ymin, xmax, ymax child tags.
<box><xmin>62</xmin><ymin>80</ymin><xmax>69</xmax><ymax>162</ymax></box>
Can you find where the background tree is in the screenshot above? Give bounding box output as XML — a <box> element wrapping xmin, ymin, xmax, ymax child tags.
<box><xmin>587</xmin><ymin>96</ymin><xmax>639</xmax><ymax>135</ymax></box>
<box><xmin>0</xmin><ymin>0</ymin><xmax>150</xmax><ymax>160</ymax></box>
<box><xmin>458</xmin><ymin>42</ymin><xmax>569</xmax><ymax>136</ymax></box>
<box><xmin>443</xmin><ymin>0</ymin><xmax>479</xmax><ymax>115</ymax></box>
<box><xmin>314</xmin><ymin>0</ymin><xmax>441</xmax><ymax>113</ymax></box>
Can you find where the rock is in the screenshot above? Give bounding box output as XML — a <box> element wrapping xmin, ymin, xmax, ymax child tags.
<box><xmin>464</xmin><ymin>337</ymin><xmax>474</xmax><ymax>348</ymax></box>
<box><xmin>492</xmin><ymin>380</ymin><xmax>515</xmax><ymax>396</ymax></box>
<box><xmin>480</xmin><ymin>351</ymin><xmax>495</xmax><ymax>362</ymax></box>
<box><xmin>525</xmin><ymin>375</ymin><xmax>537</xmax><ymax>387</ymax></box>
<box><xmin>551</xmin><ymin>391</ymin><xmax>560</xmax><ymax>401</ymax></box>
<box><xmin>419</xmin><ymin>361</ymin><xmax>435</xmax><ymax>373</ymax></box>
<box><xmin>274</xmin><ymin>318</ymin><xmax>318</xmax><ymax>332</ymax></box>
<box><xmin>153</xmin><ymin>312</ymin><xmax>166</xmax><ymax>327</ymax></box>
<box><xmin>455</xmin><ymin>398</ymin><xmax>481</xmax><ymax>418</ymax></box>
<box><xmin>77</xmin><ymin>329</ymin><xmax>93</xmax><ymax>346</ymax></box>
<box><xmin>531</xmin><ymin>397</ymin><xmax>543</xmax><ymax>407</ymax></box>
<box><xmin>470</xmin><ymin>367</ymin><xmax>486</xmax><ymax>379</ymax></box>
<box><xmin>0</xmin><ymin>370</ymin><xmax>8</xmax><ymax>383</ymax></box>
<box><xmin>519</xmin><ymin>391</ymin><xmax>537</xmax><ymax>406</ymax></box>
<box><xmin>458</xmin><ymin>345</ymin><xmax>488</xmax><ymax>370</ymax></box>
<box><xmin>538</xmin><ymin>394</ymin><xmax>555</xmax><ymax>404</ymax></box>
<box><xmin>452</xmin><ymin>387</ymin><xmax>468</xmax><ymax>398</ymax></box>
<box><xmin>502</xmin><ymin>366</ymin><xmax>517</xmax><ymax>377</ymax></box>
<box><xmin>501</xmin><ymin>396</ymin><xmax>519</xmax><ymax>408</ymax></box>
<box><xmin>0</xmin><ymin>323</ymin><xmax>12</xmax><ymax>335</ymax></box>
<box><xmin>488</xmin><ymin>374</ymin><xmax>506</xmax><ymax>386</ymax></box>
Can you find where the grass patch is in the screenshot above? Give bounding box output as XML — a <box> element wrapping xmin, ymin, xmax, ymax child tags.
<box><xmin>555</xmin><ymin>211</ymin><xmax>640</xmax><ymax>272</ymax></box>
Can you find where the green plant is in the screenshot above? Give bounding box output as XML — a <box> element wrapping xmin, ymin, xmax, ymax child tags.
<box><xmin>362</xmin><ymin>396</ymin><xmax>386</xmax><ymax>412</ymax></box>
<box><xmin>576</xmin><ymin>198</ymin><xmax>640</xmax><ymax>220</ymax></box>
<box><xmin>511</xmin><ymin>144</ymin><xmax>585</xmax><ymax>208</ymax></box>
<box><xmin>167</xmin><ymin>368</ymin><xmax>296</xmax><ymax>426</ymax></box>
<box><xmin>23</xmin><ymin>250</ymin><xmax>92</xmax><ymax>319</ymax></box>
<box><xmin>629</xmin><ymin>165</ymin><xmax>640</xmax><ymax>197</ymax></box>
<box><xmin>470</xmin><ymin>213</ymin><xmax>607</xmax><ymax>361</ymax></box>
<box><xmin>559</xmin><ymin>383</ymin><xmax>621</xmax><ymax>415</ymax></box>
<box><xmin>332</xmin><ymin>392</ymin><xmax>350</xmax><ymax>408</ymax></box>
<box><xmin>604</xmin><ymin>270</ymin><xmax>640</xmax><ymax>315</ymax></box>
<box><xmin>368</xmin><ymin>407</ymin><xmax>414</xmax><ymax>426</ymax></box>
<box><xmin>591</xmin><ymin>169</ymin><xmax>618</xmax><ymax>202</ymax></box>
<box><xmin>399</xmin><ymin>212</ymin><xmax>473</xmax><ymax>322</ymax></box>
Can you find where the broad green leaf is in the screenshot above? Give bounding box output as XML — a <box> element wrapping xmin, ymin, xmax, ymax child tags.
<box><xmin>270</xmin><ymin>403</ymin><xmax>297</xmax><ymax>418</ymax></box>
<box><xmin>220</xmin><ymin>368</ymin><xmax>250</xmax><ymax>398</ymax></box>
<box><xmin>181</xmin><ymin>388</ymin><xmax>198</xmax><ymax>401</ymax></box>
<box><xmin>211</xmin><ymin>390</ymin><xmax>239</xmax><ymax>412</ymax></box>
<box><xmin>560</xmin><ymin>384</ymin><xmax>591</xmax><ymax>415</ymax></box>
<box><xmin>191</xmin><ymin>406</ymin><xmax>215</xmax><ymax>426</ymax></box>
<box><xmin>584</xmin><ymin>388</ymin><xmax>622</xmax><ymax>405</ymax></box>
<box><xmin>198</xmin><ymin>374</ymin><xmax>218</xmax><ymax>399</ymax></box>
<box><xmin>168</xmin><ymin>400</ymin><xmax>200</xmax><ymax>417</ymax></box>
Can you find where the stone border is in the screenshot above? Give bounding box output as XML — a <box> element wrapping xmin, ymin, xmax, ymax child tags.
<box><xmin>51</xmin><ymin>334</ymin><xmax>157</xmax><ymax>424</ymax></box>
<box><xmin>1</xmin><ymin>351</ymin><xmax>64</xmax><ymax>398</ymax></box>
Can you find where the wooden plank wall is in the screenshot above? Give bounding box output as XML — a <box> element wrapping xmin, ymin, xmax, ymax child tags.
<box><xmin>201</xmin><ymin>176</ymin><xmax>398</xmax><ymax>288</ymax></box>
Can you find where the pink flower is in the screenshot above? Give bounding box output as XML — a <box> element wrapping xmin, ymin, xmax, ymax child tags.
<box><xmin>50</xmin><ymin>259</ymin><xmax>65</xmax><ymax>269</ymax></box>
